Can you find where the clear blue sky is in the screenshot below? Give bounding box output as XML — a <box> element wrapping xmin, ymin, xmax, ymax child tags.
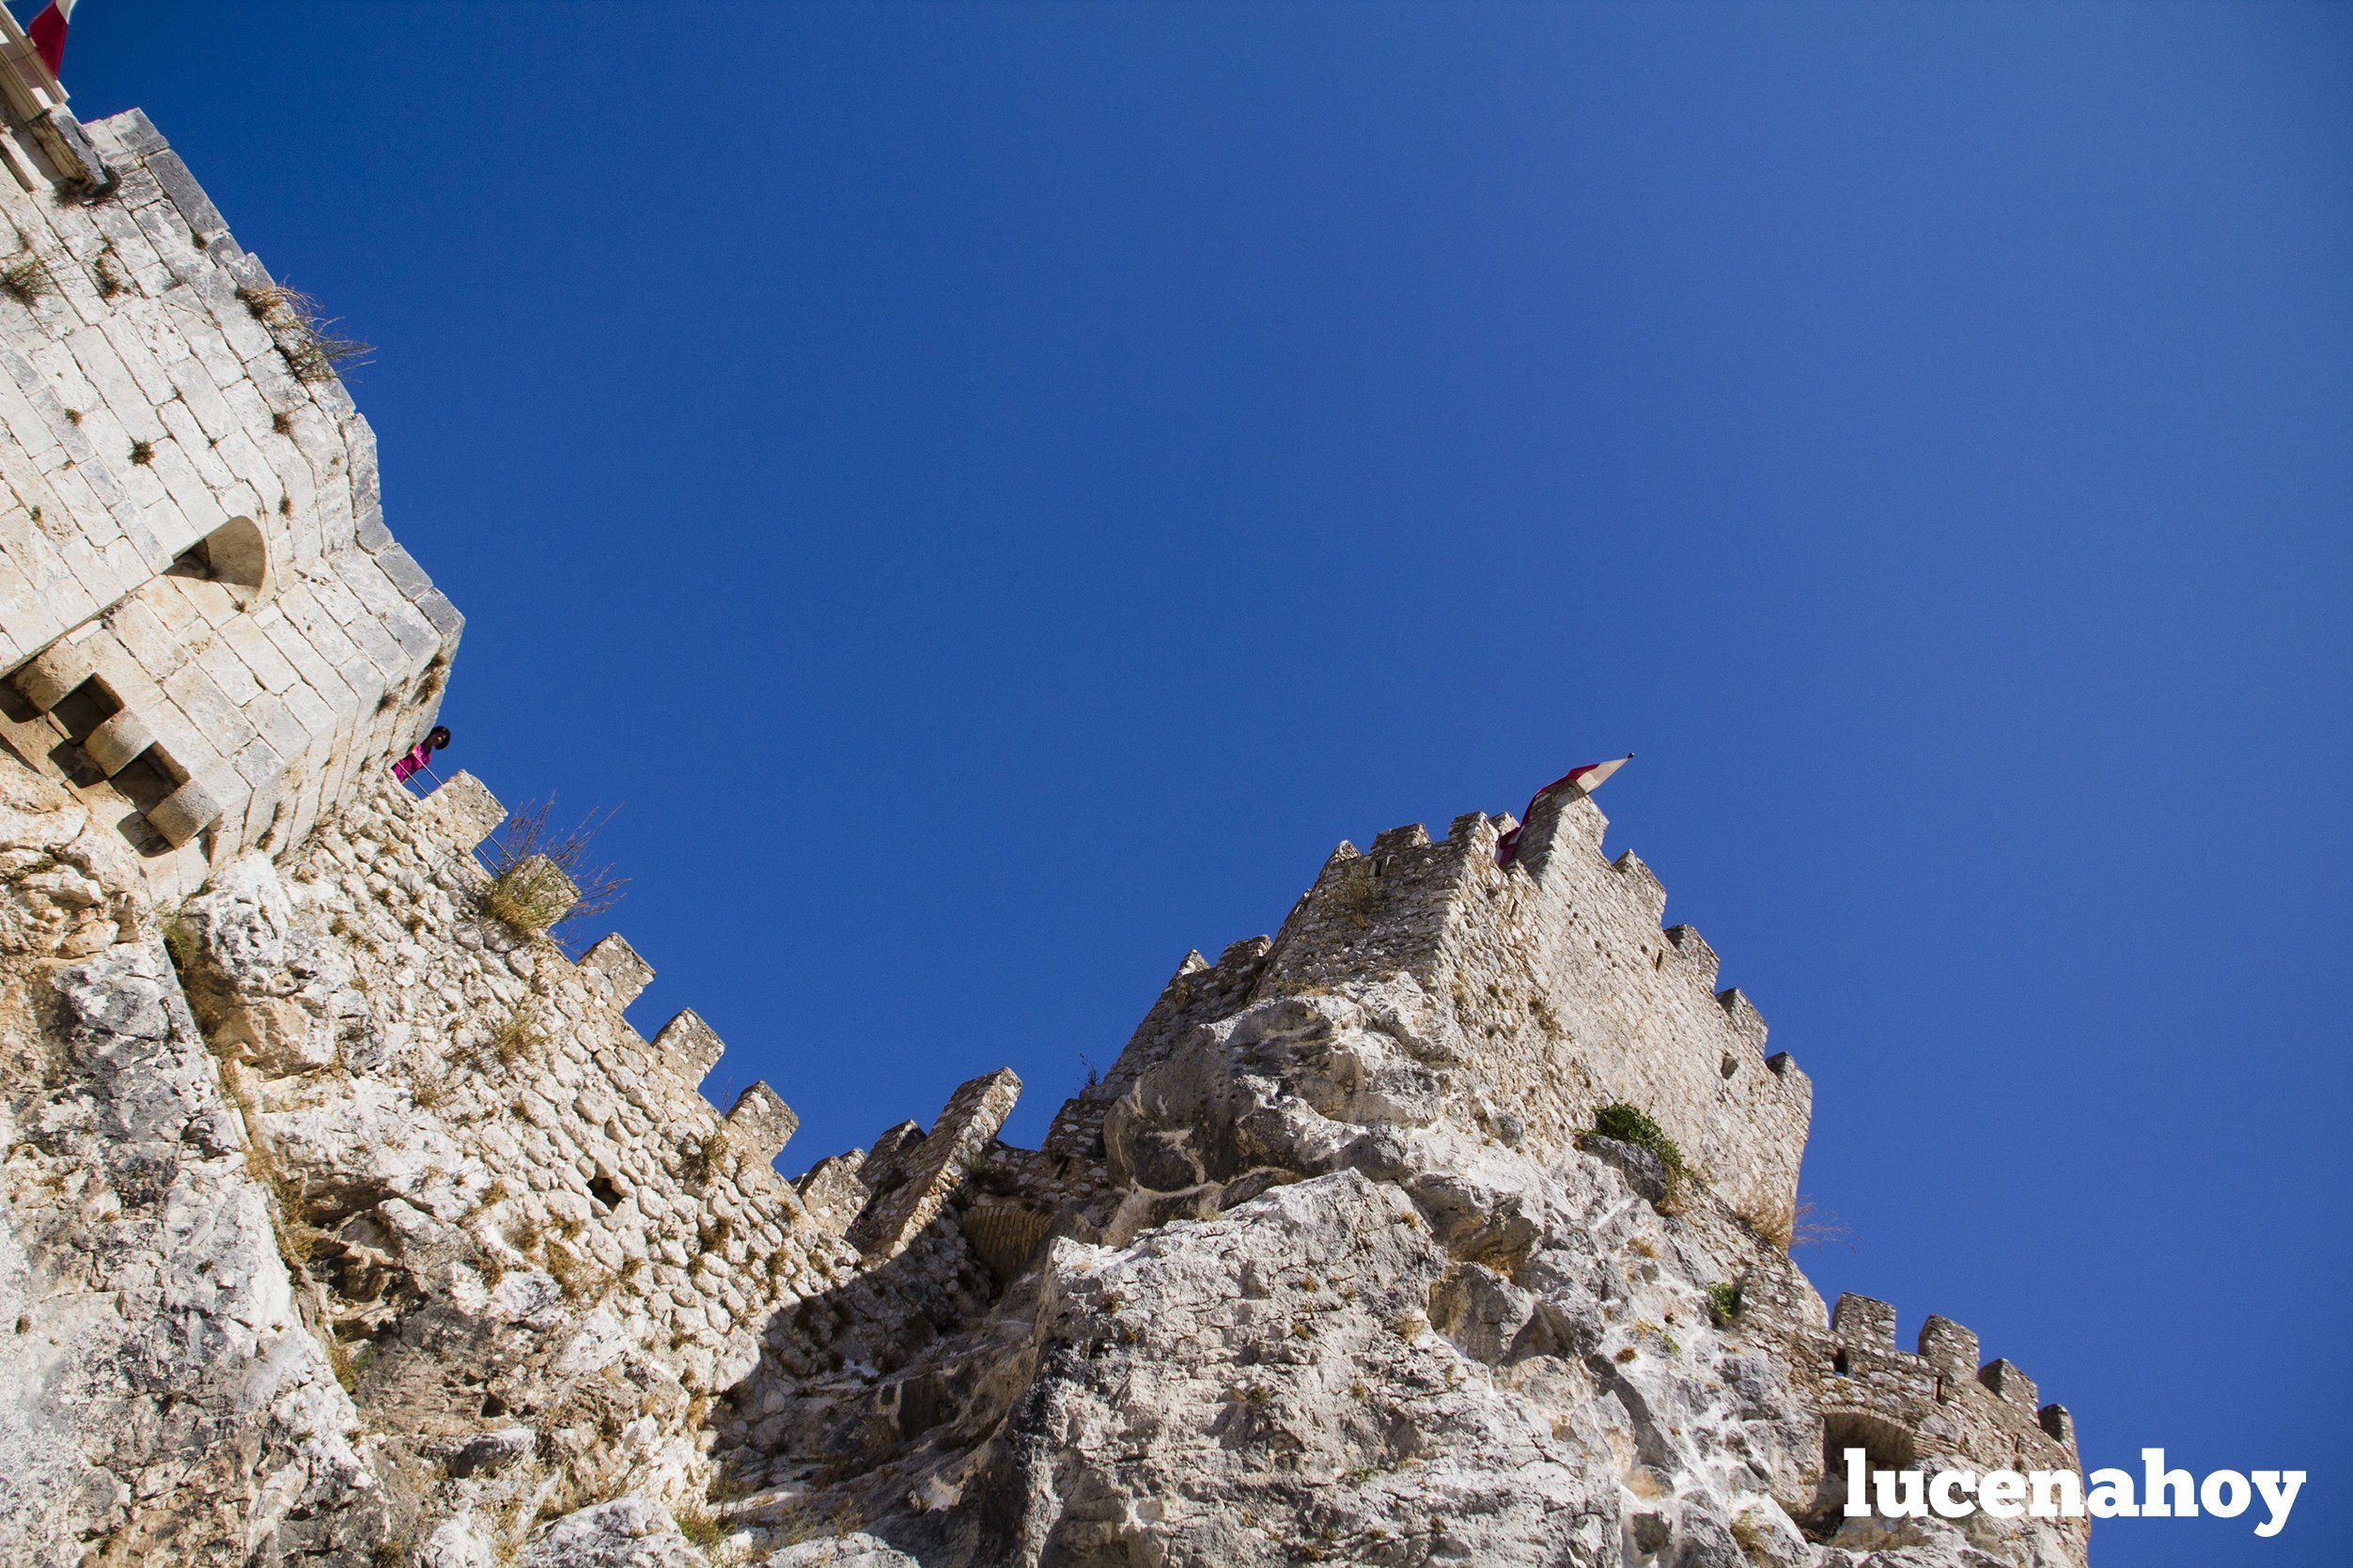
<box><xmin>58</xmin><ymin>5</ymin><xmax>2350</xmax><ymax>1561</ymax></box>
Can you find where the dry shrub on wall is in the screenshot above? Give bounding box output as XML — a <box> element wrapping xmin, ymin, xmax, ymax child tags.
<box><xmin>1</xmin><ymin>253</ymin><xmax>54</xmax><ymax>303</ymax></box>
<box><xmin>1790</xmin><ymin>1197</ymin><xmax>1854</xmax><ymax>1252</ymax></box>
<box><xmin>482</xmin><ymin>797</ymin><xmax>627</xmax><ymax>950</ymax></box>
<box><xmin>237</xmin><ymin>280</ymin><xmax>374</xmax><ymax>381</ymax></box>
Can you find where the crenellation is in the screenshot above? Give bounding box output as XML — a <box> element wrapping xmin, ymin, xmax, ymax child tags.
<box><xmin>1216</xmin><ymin>933</ymin><xmax>1272</xmax><ymax>970</ymax></box>
<box><xmin>580</xmin><ymin>931</ymin><xmax>654</xmax><ymax>1005</ymax></box>
<box><xmin>1612</xmin><ymin>847</ymin><xmax>1667</xmax><ymax>916</ymax></box>
<box><xmin>1042</xmin><ymin>931</ymin><xmax>1272</xmax><ymax>1164</ymax></box>
<box><xmin>1918</xmin><ymin>1312</ymin><xmax>1981</xmax><ymax>1379</ymax></box>
<box><xmin>652</xmin><ymin>1008</ymin><xmax>725</xmax><ymax>1086</ymax></box>
<box><xmin>411</xmin><ymin>768</ymin><xmax>504</xmax><ymax>847</ymax></box>
<box><xmin>1153</xmin><ymin>782</ymin><xmax>1817</xmax><ymax>1225</ymax></box>
<box><xmin>864</xmin><ymin>1118</ymin><xmax>927</xmax><ymax>1182</ymax></box>
<box><xmin>849</xmin><ymin>1068</ymin><xmax>1023</xmax><ymax>1261</ymax></box>
<box><xmin>1831</xmin><ymin>1292</ymin><xmax>1898</xmax><ymax>1349</ymax></box>
<box><xmin>1979</xmin><ymin>1358</ymin><xmax>2040</xmax><ymax>1409</ymax></box>
<box><xmin>794</xmin><ymin>1148</ymin><xmax>872</xmax><ymax>1235</ymax></box>
<box><xmin>1753</xmin><ymin>1274</ymin><xmax>2081</xmax><ymax>1529</ymax></box>
<box><xmin>725</xmin><ymin>1081</ymin><xmax>801</xmax><ymax>1166</ymax></box>
<box><xmin>1665</xmin><ymin>921</ymin><xmax>1722</xmax><ymax>982</ymax></box>
<box><xmin>1716</xmin><ymin>986</ymin><xmax>1769</xmax><ymax>1051</ymax></box>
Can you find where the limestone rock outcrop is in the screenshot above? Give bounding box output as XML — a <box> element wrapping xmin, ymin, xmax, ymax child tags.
<box><xmin>0</xmin><ymin>763</ymin><xmax>382</xmax><ymax>1563</ymax></box>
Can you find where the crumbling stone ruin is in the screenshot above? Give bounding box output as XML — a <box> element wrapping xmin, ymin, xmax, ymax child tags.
<box><xmin>0</xmin><ymin>26</ymin><xmax>2088</xmax><ymax>1568</ymax></box>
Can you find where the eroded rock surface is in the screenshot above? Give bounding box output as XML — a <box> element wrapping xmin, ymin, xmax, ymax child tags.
<box><xmin>0</xmin><ymin>762</ymin><xmax>2085</xmax><ymax>1567</ymax></box>
<box><xmin>711</xmin><ymin>807</ymin><xmax>2084</xmax><ymax>1568</ymax></box>
<box><xmin>0</xmin><ymin>765</ymin><xmax>383</xmax><ymax>1564</ymax></box>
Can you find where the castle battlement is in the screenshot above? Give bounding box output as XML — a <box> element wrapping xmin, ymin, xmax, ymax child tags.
<box><xmin>389</xmin><ymin>769</ymin><xmax>801</xmax><ymax>1146</ymax></box>
<box><xmin>1077</xmin><ymin>788</ymin><xmax>1812</xmax><ymax>1229</ymax></box>
<box><xmin>214</xmin><ymin>764</ymin><xmax>868</xmax><ymax>1394</ymax></box>
<box><xmin>1781</xmin><ymin>1289</ymin><xmax>2081</xmax><ymax>1541</ymax></box>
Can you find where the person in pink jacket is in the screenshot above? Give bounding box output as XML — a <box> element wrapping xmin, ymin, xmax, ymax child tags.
<box><xmin>392</xmin><ymin>726</ymin><xmax>451</xmax><ymax>782</ymax></box>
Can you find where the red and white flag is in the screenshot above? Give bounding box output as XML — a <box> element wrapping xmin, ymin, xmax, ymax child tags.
<box><xmin>1494</xmin><ymin>754</ymin><xmax>1632</xmax><ymax>866</ymax></box>
<box><xmin>27</xmin><ymin>0</ymin><xmax>74</xmax><ymax>77</ymax></box>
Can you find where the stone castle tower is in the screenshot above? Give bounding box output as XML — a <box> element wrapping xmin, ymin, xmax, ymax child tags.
<box><xmin>0</xmin><ymin>22</ymin><xmax>2087</xmax><ymax>1568</ymax></box>
<box><xmin>0</xmin><ymin>15</ymin><xmax>457</xmax><ymax>907</ymax></box>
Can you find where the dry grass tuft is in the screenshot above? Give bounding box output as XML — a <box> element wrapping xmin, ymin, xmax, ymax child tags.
<box><xmin>681</xmin><ymin>1129</ymin><xmax>734</xmax><ymax>1189</ymax></box>
<box><xmin>238</xmin><ymin>280</ymin><xmax>374</xmax><ymax>382</ymax></box>
<box><xmin>1325</xmin><ymin>860</ymin><xmax>1379</xmax><ymax>928</ymax></box>
<box><xmin>674</xmin><ymin>1505</ymin><xmax>726</xmax><ymax>1550</ymax></box>
<box><xmin>484</xmin><ymin>857</ymin><xmax>574</xmax><ymax>934</ymax></box>
<box><xmin>1789</xmin><ymin>1197</ymin><xmax>1853</xmax><ymax>1252</ymax></box>
<box><xmin>480</xmin><ymin>1004</ymin><xmax>549</xmax><ymax>1072</ymax></box>
<box><xmin>482</xmin><ymin>796</ymin><xmax>626</xmax><ymax>944</ymax></box>
<box><xmin>771</xmin><ymin>1494</ymin><xmax>861</xmax><ymax>1546</ymax></box>
<box><xmin>544</xmin><ymin>1240</ymin><xmax>612</xmax><ymax>1303</ymax></box>
<box><xmin>1737</xmin><ymin>1193</ymin><xmax>1851</xmax><ymax>1253</ymax></box>
<box><xmin>503</xmin><ymin>1212</ymin><xmax>545</xmax><ymax>1254</ymax></box>
<box><xmin>1</xmin><ymin>254</ymin><xmax>53</xmax><ymax>304</ymax></box>
<box><xmin>1738</xmin><ymin>1195</ymin><xmax>1794</xmax><ymax>1250</ymax></box>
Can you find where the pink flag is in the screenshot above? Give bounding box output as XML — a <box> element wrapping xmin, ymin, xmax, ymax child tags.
<box><xmin>1495</xmin><ymin>754</ymin><xmax>1632</xmax><ymax>866</ymax></box>
<box><xmin>27</xmin><ymin>1</ymin><xmax>74</xmax><ymax>76</ymax></box>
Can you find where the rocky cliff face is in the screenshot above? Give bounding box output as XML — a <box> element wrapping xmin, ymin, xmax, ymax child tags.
<box><xmin>0</xmin><ymin>760</ymin><xmax>2085</xmax><ymax>1568</ymax></box>
<box><xmin>0</xmin><ymin>763</ymin><xmax>384</xmax><ymax>1563</ymax></box>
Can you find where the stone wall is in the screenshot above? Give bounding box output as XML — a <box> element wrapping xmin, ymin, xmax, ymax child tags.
<box><xmin>0</xmin><ymin>85</ymin><xmax>459</xmax><ymax>904</ymax></box>
<box><xmin>264</xmin><ymin>768</ymin><xmax>854</xmax><ymax>1363</ymax></box>
<box><xmin>156</xmin><ymin>767</ymin><xmax>874</xmax><ymax>1552</ymax></box>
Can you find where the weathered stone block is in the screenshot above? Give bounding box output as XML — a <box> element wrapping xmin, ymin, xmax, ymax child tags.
<box><xmin>148</xmin><ymin>776</ymin><xmax>223</xmax><ymax>846</ymax></box>
<box><xmin>1831</xmin><ymin>1293</ymin><xmax>1897</xmax><ymax>1349</ymax></box>
<box><xmin>1613</xmin><ymin>848</ymin><xmax>1667</xmax><ymax>916</ymax></box>
<box><xmin>1715</xmin><ymin>986</ymin><xmax>1769</xmax><ymax>1051</ymax></box>
<box><xmin>580</xmin><ymin>933</ymin><xmax>653</xmax><ymax>1006</ymax></box>
<box><xmin>413</xmin><ymin>769</ymin><xmax>504</xmax><ymax>848</ymax></box>
<box><xmin>793</xmin><ymin>1149</ymin><xmax>871</xmax><ymax>1236</ymax></box>
<box><xmin>12</xmin><ymin>636</ymin><xmax>99</xmax><ymax>711</ymax></box>
<box><xmin>1663</xmin><ymin>924</ymin><xmax>1721</xmax><ymax>985</ymax></box>
<box><xmin>1978</xmin><ymin>1358</ymin><xmax>2040</xmax><ymax>1408</ymax></box>
<box><xmin>652</xmin><ymin>1008</ymin><xmax>724</xmax><ymax>1085</ymax></box>
<box><xmin>214</xmin><ymin>995</ymin><xmax>334</xmax><ymax>1075</ymax></box>
<box><xmin>1917</xmin><ymin>1313</ymin><xmax>1980</xmax><ymax>1380</ymax></box>
<box><xmin>725</xmin><ymin>1081</ymin><xmax>800</xmax><ymax>1165</ymax></box>
<box><xmin>83</xmin><ymin>706</ymin><xmax>155</xmax><ymax>777</ymax></box>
